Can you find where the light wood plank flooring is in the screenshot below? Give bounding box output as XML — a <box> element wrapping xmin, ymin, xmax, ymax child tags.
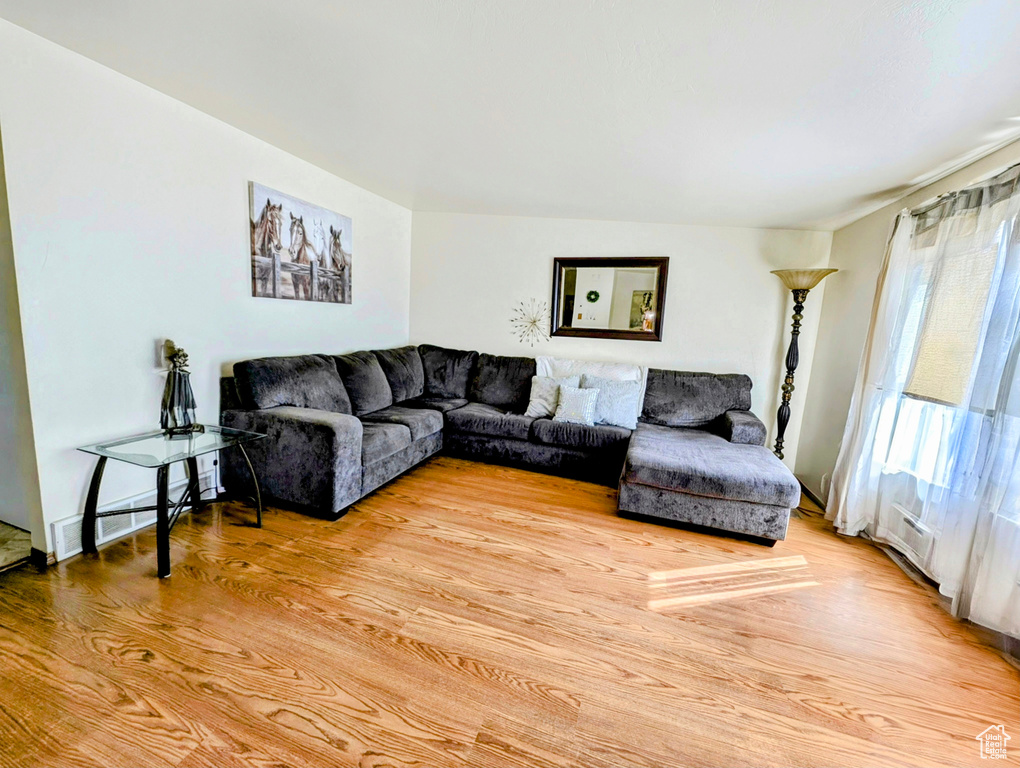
<box><xmin>0</xmin><ymin>456</ymin><xmax>1016</xmax><ymax>767</ymax></box>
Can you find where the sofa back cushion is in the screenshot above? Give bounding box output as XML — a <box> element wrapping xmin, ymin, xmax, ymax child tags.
<box><xmin>469</xmin><ymin>353</ymin><xmax>537</xmax><ymax>413</ymax></box>
<box><xmin>418</xmin><ymin>344</ymin><xmax>479</xmax><ymax>399</ymax></box>
<box><xmin>233</xmin><ymin>355</ymin><xmax>352</xmax><ymax>413</ymax></box>
<box><xmin>375</xmin><ymin>346</ymin><xmax>425</xmax><ymax>402</ymax></box>
<box><xmin>220</xmin><ymin>376</ymin><xmax>243</xmax><ymax>412</ymax></box>
<box><xmin>640</xmin><ymin>369</ymin><xmax>752</xmax><ymax>427</ymax></box>
<box><xmin>333</xmin><ymin>351</ymin><xmax>394</xmax><ymax>416</ymax></box>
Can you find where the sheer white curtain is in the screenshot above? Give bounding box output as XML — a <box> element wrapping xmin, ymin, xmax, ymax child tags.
<box><xmin>828</xmin><ymin>162</ymin><xmax>1020</xmax><ymax>636</ymax></box>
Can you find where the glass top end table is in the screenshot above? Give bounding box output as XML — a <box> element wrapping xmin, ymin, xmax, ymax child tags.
<box><xmin>79</xmin><ymin>425</ymin><xmax>262</xmax><ymax>468</ymax></box>
<box><xmin>77</xmin><ymin>425</ymin><xmax>265</xmax><ymax>577</ymax></box>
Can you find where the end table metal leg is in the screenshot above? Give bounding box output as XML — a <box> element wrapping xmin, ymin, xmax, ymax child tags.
<box><xmin>82</xmin><ymin>456</ymin><xmax>107</xmax><ymax>555</ymax></box>
<box><xmin>185</xmin><ymin>456</ymin><xmax>202</xmax><ymax>510</ymax></box>
<box><xmin>237</xmin><ymin>443</ymin><xmax>263</xmax><ymax>528</ymax></box>
<box><xmin>156</xmin><ymin>465</ymin><xmax>171</xmax><ymax>578</ymax></box>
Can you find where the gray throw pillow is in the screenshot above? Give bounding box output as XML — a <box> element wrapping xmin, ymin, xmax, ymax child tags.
<box><xmin>580</xmin><ymin>374</ymin><xmax>641</xmax><ymax>430</ymax></box>
<box><xmin>553</xmin><ymin>386</ymin><xmax>598</xmax><ymax>426</ymax></box>
<box><xmin>525</xmin><ymin>375</ymin><xmax>580</xmax><ymax>418</ymax></box>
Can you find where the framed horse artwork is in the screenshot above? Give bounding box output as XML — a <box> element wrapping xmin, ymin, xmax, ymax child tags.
<box><xmin>248</xmin><ymin>181</ymin><xmax>352</xmax><ymax>303</ymax></box>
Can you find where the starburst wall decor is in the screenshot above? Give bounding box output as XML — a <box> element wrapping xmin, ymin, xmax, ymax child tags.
<box><xmin>510</xmin><ymin>298</ymin><xmax>550</xmax><ymax>347</ymax></box>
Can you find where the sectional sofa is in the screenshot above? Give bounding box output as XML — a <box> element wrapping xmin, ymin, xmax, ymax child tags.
<box><xmin>220</xmin><ymin>344</ymin><xmax>801</xmax><ymax>543</ymax></box>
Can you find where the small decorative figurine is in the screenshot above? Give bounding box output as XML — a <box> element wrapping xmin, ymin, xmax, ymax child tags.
<box><xmin>160</xmin><ymin>340</ymin><xmax>199</xmax><ymax>437</ymax></box>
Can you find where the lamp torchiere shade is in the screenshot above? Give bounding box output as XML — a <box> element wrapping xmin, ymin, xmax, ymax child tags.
<box><xmin>771</xmin><ymin>268</ymin><xmax>837</xmax><ymax>291</ymax></box>
<box><xmin>770</xmin><ymin>268</ymin><xmax>837</xmax><ymax>460</ymax></box>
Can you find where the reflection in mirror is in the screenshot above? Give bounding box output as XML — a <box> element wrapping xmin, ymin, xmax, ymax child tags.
<box><xmin>551</xmin><ymin>257</ymin><xmax>668</xmax><ymax>341</ymax></box>
<box><xmin>560</xmin><ymin>267</ymin><xmax>659</xmax><ymax>331</ymax></box>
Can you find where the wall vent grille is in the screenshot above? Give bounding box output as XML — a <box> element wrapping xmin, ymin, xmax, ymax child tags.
<box><xmin>51</xmin><ymin>471</ymin><xmax>215</xmax><ymax>562</ymax></box>
<box><xmin>887</xmin><ymin>502</ymin><xmax>934</xmax><ymax>563</ymax></box>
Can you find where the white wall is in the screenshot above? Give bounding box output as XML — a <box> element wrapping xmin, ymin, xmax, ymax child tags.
<box><xmin>796</xmin><ymin>137</ymin><xmax>1020</xmax><ymax>499</ymax></box>
<box><xmin>409</xmin><ymin>212</ymin><xmax>832</xmax><ymax>469</ymax></box>
<box><xmin>0</xmin><ymin>21</ymin><xmax>413</xmax><ymax>552</ymax></box>
<box><xmin>0</xmin><ymin>124</ymin><xmax>44</xmax><ymax>535</ymax></box>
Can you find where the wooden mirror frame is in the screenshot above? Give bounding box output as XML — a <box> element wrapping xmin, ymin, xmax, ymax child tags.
<box><xmin>550</xmin><ymin>257</ymin><xmax>669</xmax><ymax>341</ymax></box>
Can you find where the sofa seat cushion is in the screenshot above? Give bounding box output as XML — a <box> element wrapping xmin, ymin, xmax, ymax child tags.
<box><xmin>375</xmin><ymin>346</ymin><xmax>425</xmax><ymax>402</ymax></box>
<box><xmin>624</xmin><ymin>424</ymin><xmax>800</xmax><ymax>508</ymax></box>
<box><xmin>360</xmin><ymin>405</ymin><xmax>443</xmax><ymax>441</ymax></box>
<box><xmin>233</xmin><ymin>355</ymin><xmax>352</xmax><ymax>414</ymax></box>
<box><xmin>419</xmin><ymin>344</ymin><xmax>479</xmax><ymax>399</ymax></box>
<box><xmin>469</xmin><ymin>353</ymin><xmax>536</xmax><ymax>413</ymax></box>
<box><xmin>531</xmin><ymin>419</ymin><xmax>631</xmax><ymax>451</ymax></box>
<box><xmin>400</xmin><ymin>396</ymin><xmax>469</xmax><ymax>413</ymax></box>
<box><xmin>334</xmin><ymin>351</ymin><xmax>394</xmax><ymax>416</ymax></box>
<box><xmin>360</xmin><ymin>422</ymin><xmax>412</xmax><ymax>464</ymax></box>
<box><xmin>446</xmin><ymin>403</ymin><xmax>536</xmax><ymax>441</ymax></box>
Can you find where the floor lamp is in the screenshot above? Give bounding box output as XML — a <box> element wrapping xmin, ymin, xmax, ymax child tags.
<box><xmin>770</xmin><ymin>268</ymin><xmax>837</xmax><ymax>460</ymax></box>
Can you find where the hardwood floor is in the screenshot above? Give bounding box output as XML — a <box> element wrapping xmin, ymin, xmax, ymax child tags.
<box><xmin>0</xmin><ymin>456</ymin><xmax>1016</xmax><ymax>767</ymax></box>
<box><xmin>0</xmin><ymin>520</ymin><xmax>31</xmax><ymax>572</ymax></box>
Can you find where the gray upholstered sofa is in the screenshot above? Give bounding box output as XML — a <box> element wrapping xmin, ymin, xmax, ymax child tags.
<box><xmin>220</xmin><ymin>344</ymin><xmax>800</xmax><ymax>543</ymax></box>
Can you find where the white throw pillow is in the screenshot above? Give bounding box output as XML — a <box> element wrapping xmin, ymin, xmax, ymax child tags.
<box><xmin>524</xmin><ymin>375</ymin><xmax>580</xmax><ymax>418</ymax></box>
<box><xmin>553</xmin><ymin>385</ymin><xmax>598</xmax><ymax>426</ymax></box>
<box><xmin>580</xmin><ymin>374</ymin><xmax>641</xmax><ymax>430</ymax></box>
<box><xmin>536</xmin><ymin>356</ymin><xmax>647</xmax><ymax>422</ymax></box>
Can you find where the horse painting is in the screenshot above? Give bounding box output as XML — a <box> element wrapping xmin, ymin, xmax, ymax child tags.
<box><xmin>249</xmin><ymin>182</ymin><xmax>352</xmax><ymax>303</ymax></box>
<box><xmin>328</xmin><ymin>226</ymin><xmax>352</xmax><ymax>303</ymax></box>
<box><xmin>250</xmin><ymin>198</ymin><xmax>283</xmax><ymax>295</ymax></box>
<box><xmin>288</xmin><ymin>214</ymin><xmax>320</xmax><ymax>300</ymax></box>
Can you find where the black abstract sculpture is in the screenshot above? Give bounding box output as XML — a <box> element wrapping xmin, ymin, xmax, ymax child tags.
<box><xmin>770</xmin><ymin>269</ymin><xmax>837</xmax><ymax>460</ymax></box>
<box><xmin>160</xmin><ymin>340</ymin><xmax>198</xmax><ymax>437</ymax></box>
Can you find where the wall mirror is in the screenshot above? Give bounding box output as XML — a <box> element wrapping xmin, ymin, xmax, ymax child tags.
<box><xmin>551</xmin><ymin>257</ymin><xmax>669</xmax><ymax>341</ymax></box>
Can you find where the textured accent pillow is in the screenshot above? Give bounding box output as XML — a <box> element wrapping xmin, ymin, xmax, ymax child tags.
<box><xmin>524</xmin><ymin>375</ymin><xmax>580</xmax><ymax>418</ymax></box>
<box><xmin>536</xmin><ymin>356</ymin><xmax>647</xmax><ymax>422</ymax></box>
<box><xmin>580</xmin><ymin>374</ymin><xmax>641</xmax><ymax>430</ymax></box>
<box><xmin>553</xmin><ymin>386</ymin><xmax>598</xmax><ymax>426</ymax></box>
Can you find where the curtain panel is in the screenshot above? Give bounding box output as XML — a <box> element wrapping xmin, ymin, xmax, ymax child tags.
<box><xmin>827</xmin><ymin>161</ymin><xmax>1020</xmax><ymax>637</ymax></box>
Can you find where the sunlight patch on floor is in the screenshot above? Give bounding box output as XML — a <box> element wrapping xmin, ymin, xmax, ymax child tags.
<box><xmin>647</xmin><ymin>555</ymin><xmax>819</xmax><ymax>610</ymax></box>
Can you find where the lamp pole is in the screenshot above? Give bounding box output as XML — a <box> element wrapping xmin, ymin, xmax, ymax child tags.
<box><xmin>770</xmin><ymin>269</ymin><xmax>837</xmax><ymax>461</ymax></box>
<box><xmin>774</xmin><ymin>288</ymin><xmax>808</xmax><ymax>460</ymax></box>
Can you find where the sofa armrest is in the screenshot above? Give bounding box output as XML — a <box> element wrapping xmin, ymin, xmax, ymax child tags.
<box><xmin>222</xmin><ymin>406</ymin><xmax>363</xmax><ymax>514</ymax></box>
<box><xmin>711</xmin><ymin>409</ymin><xmax>767</xmax><ymax>446</ymax></box>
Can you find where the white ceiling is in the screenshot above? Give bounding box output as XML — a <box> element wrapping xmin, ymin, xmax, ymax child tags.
<box><xmin>2</xmin><ymin>0</ymin><xmax>1020</xmax><ymax>230</ymax></box>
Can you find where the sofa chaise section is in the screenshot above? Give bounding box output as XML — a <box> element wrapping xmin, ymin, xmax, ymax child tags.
<box><xmin>618</xmin><ymin>369</ymin><xmax>800</xmax><ymax>542</ymax></box>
